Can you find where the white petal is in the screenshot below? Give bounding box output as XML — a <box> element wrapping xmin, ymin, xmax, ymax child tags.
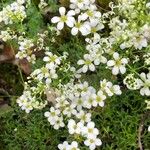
<box><xmin>95</xmin><ymin>11</ymin><xmax>101</xmax><ymax>18</ymax></box>
<box><xmin>99</xmin><ymin>101</ymin><xmax>104</xmax><ymax>107</ymax></box>
<box><xmin>96</xmin><ymin>139</ymin><xmax>102</xmax><ymax>146</ymax></box>
<box><xmin>71</xmin><ymin>27</ymin><xmax>78</xmax><ymax>35</ymax></box>
<box><xmin>43</xmin><ymin>56</ymin><xmax>50</xmax><ymax>62</ymax></box>
<box><xmin>77</xmin><ymin>59</ymin><xmax>84</xmax><ymax>65</ymax></box>
<box><xmin>94</xmin><ymin>59</ymin><xmax>100</xmax><ymax>65</ymax></box>
<box><xmin>140</xmin><ymin>88</ymin><xmax>145</xmax><ymax>96</ymax></box>
<box><xmin>51</xmin><ymin>16</ymin><xmax>60</xmax><ymax>23</ymax></box>
<box><xmin>79</xmin><ymin>13</ymin><xmax>88</xmax><ymax>21</ymax></box>
<box><xmin>66</xmin><ymin>18</ymin><xmax>75</xmax><ymax>27</ymax></box>
<box><xmin>112</xmin><ymin>66</ymin><xmax>119</xmax><ymax>75</ymax></box>
<box><xmin>141</xmin><ymin>72</ymin><xmax>146</xmax><ymax>79</ymax></box>
<box><xmin>67</xmin><ymin>10</ymin><xmax>75</xmax><ymax>16</ymax></box>
<box><xmin>107</xmin><ymin>60</ymin><xmax>115</xmax><ymax>66</ymax></box>
<box><xmin>80</xmin><ymin>26</ymin><xmax>90</xmax><ymax>35</ymax></box>
<box><xmin>44</xmin><ymin>112</ymin><xmax>50</xmax><ymax>117</ymax></box>
<box><xmin>82</xmin><ymin>65</ymin><xmax>88</xmax><ymax>73</ymax></box>
<box><xmin>113</xmin><ymin>52</ymin><xmax>119</xmax><ymax>60</ymax></box>
<box><xmin>89</xmin><ymin>64</ymin><xmax>95</xmax><ymax>71</ymax></box>
<box><xmin>57</xmin><ymin>22</ymin><xmax>64</xmax><ymax>30</ymax></box>
<box><xmin>90</xmin><ymin>144</ymin><xmax>96</xmax><ymax>150</ymax></box>
<box><xmin>121</xmin><ymin>58</ymin><xmax>128</xmax><ymax>64</ymax></box>
<box><xmin>120</xmin><ymin>66</ymin><xmax>126</xmax><ymax>74</ymax></box>
<box><xmin>145</xmin><ymin>87</ymin><xmax>150</xmax><ymax>96</ymax></box>
<box><xmin>59</xmin><ymin>7</ymin><xmax>66</xmax><ymax>15</ymax></box>
<box><xmin>141</xmin><ymin>38</ymin><xmax>147</xmax><ymax>47</ymax></box>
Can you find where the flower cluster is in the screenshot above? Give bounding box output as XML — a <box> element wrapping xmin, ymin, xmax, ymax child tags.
<box><xmin>42</xmin><ymin>78</ymin><xmax>121</xmax><ymax>149</ymax></box>
<box><xmin>16</xmin><ymin>31</ymin><xmax>48</xmax><ymax>63</ymax></box>
<box><xmin>124</xmin><ymin>72</ymin><xmax>150</xmax><ymax>96</ymax></box>
<box><xmin>16</xmin><ymin>83</ymin><xmax>47</xmax><ymax>113</ymax></box>
<box><xmin>16</xmin><ymin>38</ymin><xmax>35</xmax><ymax>63</ymax></box>
<box><xmin>0</xmin><ymin>0</ymin><xmax>26</xmax><ymax>24</ymax></box>
<box><xmin>51</xmin><ymin>0</ymin><xmax>104</xmax><ymax>36</ymax></box>
<box><xmin>30</xmin><ymin>50</ymin><xmax>63</xmax><ymax>85</ymax></box>
<box><xmin>0</xmin><ymin>28</ymin><xmax>17</xmax><ymax>42</ymax></box>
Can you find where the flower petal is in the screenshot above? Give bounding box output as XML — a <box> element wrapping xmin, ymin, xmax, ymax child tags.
<box><xmin>66</xmin><ymin>17</ymin><xmax>75</xmax><ymax>27</ymax></box>
<box><xmin>59</xmin><ymin>7</ymin><xmax>66</xmax><ymax>15</ymax></box>
<box><xmin>51</xmin><ymin>16</ymin><xmax>60</xmax><ymax>23</ymax></box>
<box><xmin>113</xmin><ymin>52</ymin><xmax>119</xmax><ymax>60</ymax></box>
<box><xmin>71</xmin><ymin>27</ymin><xmax>78</xmax><ymax>35</ymax></box>
<box><xmin>107</xmin><ymin>60</ymin><xmax>115</xmax><ymax>66</ymax></box>
<box><xmin>67</xmin><ymin>10</ymin><xmax>75</xmax><ymax>16</ymax></box>
<box><xmin>112</xmin><ymin>66</ymin><xmax>119</xmax><ymax>75</ymax></box>
<box><xmin>77</xmin><ymin>59</ymin><xmax>84</xmax><ymax>65</ymax></box>
<box><xmin>57</xmin><ymin>22</ymin><xmax>64</xmax><ymax>30</ymax></box>
<box><xmin>120</xmin><ymin>66</ymin><xmax>126</xmax><ymax>74</ymax></box>
<box><xmin>89</xmin><ymin>63</ymin><xmax>95</xmax><ymax>71</ymax></box>
<box><xmin>82</xmin><ymin>65</ymin><xmax>88</xmax><ymax>73</ymax></box>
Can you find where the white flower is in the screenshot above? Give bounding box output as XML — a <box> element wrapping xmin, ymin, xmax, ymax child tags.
<box><xmin>123</xmin><ymin>74</ymin><xmax>142</xmax><ymax>90</ymax></box>
<box><xmin>44</xmin><ymin>107</ymin><xmax>60</xmax><ymax>124</ymax></box>
<box><xmin>141</xmin><ymin>24</ymin><xmax>150</xmax><ymax>39</ymax></box>
<box><xmin>84</xmin><ymin>20</ymin><xmax>104</xmax><ymax>35</ymax></box>
<box><xmin>139</xmin><ymin>72</ymin><xmax>150</xmax><ymax>96</ymax></box>
<box><xmin>132</xmin><ymin>35</ymin><xmax>147</xmax><ymax>50</ymax></box>
<box><xmin>77</xmin><ymin>54</ymin><xmax>96</xmax><ymax>73</ymax></box>
<box><xmin>19</xmin><ymin>39</ymin><xmax>34</xmax><ymax>51</ymax></box>
<box><xmin>55</xmin><ymin>96</ymin><xmax>69</xmax><ymax>109</ymax></box>
<box><xmin>76</xmin><ymin>110</ymin><xmax>91</xmax><ymax>123</ymax></box>
<box><xmin>83</xmin><ymin>121</ymin><xmax>99</xmax><ymax>138</ymax></box>
<box><xmin>100</xmin><ymin>79</ymin><xmax>122</xmax><ymax>96</ymax></box>
<box><xmin>67</xmin><ymin>141</ymin><xmax>80</xmax><ymax>150</ymax></box>
<box><xmin>84</xmin><ymin>137</ymin><xmax>102</xmax><ymax>150</ymax></box>
<box><xmin>76</xmin><ymin>81</ymin><xmax>96</xmax><ymax>97</ymax></box>
<box><xmin>71</xmin><ymin>19</ymin><xmax>90</xmax><ymax>36</ymax></box>
<box><xmin>16</xmin><ymin>90</ymin><xmax>34</xmax><ymax>113</ymax></box>
<box><xmin>53</xmin><ymin>116</ymin><xmax>65</xmax><ymax>130</ymax></box>
<box><xmin>84</xmin><ymin>94</ymin><xmax>96</xmax><ymax>109</ymax></box>
<box><xmin>79</xmin><ymin>6</ymin><xmax>101</xmax><ymax>22</ymax></box>
<box><xmin>68</xmin><ymin>119</ymin><xmax>84</xmax><ymax>135</ymax></box>
<box><xmin>43</xmin><ymin>52</ymin><xmax>61</xmax><ymax>69</ymax></box>
<box><xmin>51</xmin><ymin>7</ymin><xmax>75</xmax><ymax>30</ymax></box>
<box><xmin>58</xmin><ymin>141</ymin><xmax>69</xmax><ymax>150</ymax></box>
<box><xmin>70</xmin><ymin>0</ymin><xmax>90</xmax><ymax>10</ymax></box>
<box><xmin>63</xmin><ymin>104</ymin><xmax>77</xmax><ymax>117</ymax></box>
<box><xmin>73</xmin><ymin>96</ymin><xmax>85</xmax><ymax>111</ymax></box>
<box><xmin>107</xmin><ymin>52</ymin><xmax>128</xmax><ymax>75</ymax></box>
<box><xmin>93</xmin><ymin>90</ymin><xmax>106</xmax><ymax>107</ymax></box>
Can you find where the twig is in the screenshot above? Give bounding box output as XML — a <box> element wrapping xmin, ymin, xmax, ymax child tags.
<box><xmin>138</xmin><ymin>111</ymin><xmax>150</xmax><ymax>150</ymax></box>
<box><xmin>138</xmin><ymin>123</ymin><xmax>143</xmax><ymax>150</ymax></box>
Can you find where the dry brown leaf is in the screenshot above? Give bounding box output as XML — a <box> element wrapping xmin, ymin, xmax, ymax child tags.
<box><xmin>45</xmin><ymin>88</ymin><xmax>60</xmax><ymax>104</ymax></box>
<box><xmin>0</xmin><ymin>44</ymin><xmax>15</xmax><ymax>62</ymax></box>
<box><xmin>0</xmin><ymin>42</ymin><xmax>31</xmax><ymax>75</ymax></box>
<box><xmin>59</xmin><ymin>0</ymin><xmax>70</xmax><ymax>7</ymax></box>
<box><xmin>18</xmin><ymin>59</ymin><xmax>31</xmax><ymax>75</ymax></box>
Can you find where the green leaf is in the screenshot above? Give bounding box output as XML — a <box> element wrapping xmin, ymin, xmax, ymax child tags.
<box><xmin>0</xmin><ymin>104</ymin><xmax>13</xmax><ymax>117</ymax></box>
<box><xmin>26</xmin><ymin>4</ymin><xmax>44</xmax><ymax>37</ymax></box>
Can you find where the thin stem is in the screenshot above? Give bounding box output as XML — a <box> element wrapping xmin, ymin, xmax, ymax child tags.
<box><xmin>18</xmin><ymin>66</ymin><xmax>25</xmax><ymax>86</ymax></box>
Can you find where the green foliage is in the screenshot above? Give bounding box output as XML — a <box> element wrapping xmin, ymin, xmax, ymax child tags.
<box><xmin>26</xmin><ymin>5</ymin><xmax>44</xmax><ymax>37</ymax></box>
<box><xmin>0</xmin><ymin>90</ymin><xmax>150</xmax><ymax>149</ymax></box>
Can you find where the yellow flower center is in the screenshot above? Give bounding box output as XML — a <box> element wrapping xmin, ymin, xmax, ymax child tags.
<box><xmin>61</xmin><ymin>15</ymin><xmax>67</xmax><ymax>22</ymax></box>
<box><xmin>87</xmin><ymin>10</ymin><xmax>93</xmax><ymax>17</ymax></box>
<box><xmin>88</xmin><ymin>128</ymin><xmax>93</xmax><ymax>133</ymax></box>
<box><xmin>96</xmin><ymin>96</ymin><xmax>102</xmax><ymax>102</ymax></box>
<box><xmin>75</xmin><ymin>22</ymin><xmax>81</xmax><ymax>28</ymax></box>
